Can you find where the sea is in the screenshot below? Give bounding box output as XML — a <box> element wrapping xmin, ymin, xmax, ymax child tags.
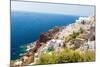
<box><xmin>11</xmin><ymin>11</ymin><xmax>79</xmax><ymax>60</ymax></box>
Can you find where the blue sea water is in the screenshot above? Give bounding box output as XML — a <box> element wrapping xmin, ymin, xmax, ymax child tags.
<box><xmin>11</xmin><ymin>11</ymin><xmax>79</xmax><ymax>60</ymax></box>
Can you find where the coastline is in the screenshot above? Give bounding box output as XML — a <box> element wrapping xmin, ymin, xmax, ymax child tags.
<box><xmin>11</xmin><ymin>16</ymin><xmax>95</xmax><ymax>66</ymax></box>
<box><xmin>25</xmin><ymin>16</ymin><xmax>95</xmax><ymax>52</ymax></box>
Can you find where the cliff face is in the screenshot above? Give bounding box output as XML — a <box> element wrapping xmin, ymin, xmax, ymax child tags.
<box><xmin>31</xmin><ymin>26</ymin><xmax>63</xmax><ymax>53</ymax></box>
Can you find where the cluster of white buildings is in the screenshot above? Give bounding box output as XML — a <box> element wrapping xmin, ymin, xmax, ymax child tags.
<box><xmin>58</xmin><ymin>16</ymin><xmax>95</xmax><ymax>39</ymax></box>
<box><xmin>37</xmin><ymin>16</ymin><xmax>95</xmax><ymax>55</ymax></box>
<box><xmin>38</xmin><ymin>39</ymin><xmax>64</xmax><ymax>54</ymax></box>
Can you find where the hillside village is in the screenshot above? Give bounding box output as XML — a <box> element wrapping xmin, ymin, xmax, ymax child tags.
<box><xmin>11</xmin><ymin>16</ymin><xmax>95</xmax><ymax>66</ymax></box>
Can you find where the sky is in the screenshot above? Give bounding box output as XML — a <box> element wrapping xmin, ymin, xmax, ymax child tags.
<box><xmin>11</xmin><ymin>1</ymin><xmax>95</xmax><ymax>16</ymax></box>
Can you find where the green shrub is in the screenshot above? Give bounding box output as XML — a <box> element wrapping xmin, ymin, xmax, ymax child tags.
<box><xmin>37</xmin><ymin>52</ymin><xmax>58</xmax><ymax>64</ymax></box>
<box><xmin>70</xmin><ymin>31</ymin><xmax>80</xmax><ymax>39</ymax></box>
<box><xmin>64</xmin><ymin>29</ymin><xmax>83</xmax><ymax>43</ymax></box>
<box><xmin>79</xmin><ymin>27</ymin><xmax>84</xmax><ymax>33</ymax></box>
<box><xmin>84</xmin><ymin>51</ymin><xmax>95</xmax><ymax>62</ymax></box>
<box><xmin>47</xmin><ymin>46</ymin><xmax>54</xmax><ymax>52</ymax></box>
<box><xmin>56</xmin><ymin>49</ymin><xmax>73</xmax><ymax>63</ymax></box>
<box><xmin>36</xmin><ymin>49</ymin><xmax>95</xmax><ymax>64</ymax></box>
<box><xmin>70</xmin><ymin>51</ymin><xmax>83</xmax><ymax>62</ymax></box>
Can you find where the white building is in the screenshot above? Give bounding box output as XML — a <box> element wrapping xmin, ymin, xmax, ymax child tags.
<box><xmin>44</xmin><ymin>39</ymin><xmax>64</xmax><ymax>51</ymax></box>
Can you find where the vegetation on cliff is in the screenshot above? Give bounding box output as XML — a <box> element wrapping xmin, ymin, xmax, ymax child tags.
<box><xmin>36</xmin><ymin>49</ymin><xmax>95</xmax><ymax>64</ymax></box>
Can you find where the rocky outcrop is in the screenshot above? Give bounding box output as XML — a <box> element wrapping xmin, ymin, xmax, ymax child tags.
<box><xmin>31</xmin><ymin>26</ymin><xmax>63</xmax><ymax>53</ymax></box>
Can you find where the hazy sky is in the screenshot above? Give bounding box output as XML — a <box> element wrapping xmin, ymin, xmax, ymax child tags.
<box><xmin>11</xmin><ymin>1</ymin><xmax>95</xmax><ymax>16</ymax></box>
